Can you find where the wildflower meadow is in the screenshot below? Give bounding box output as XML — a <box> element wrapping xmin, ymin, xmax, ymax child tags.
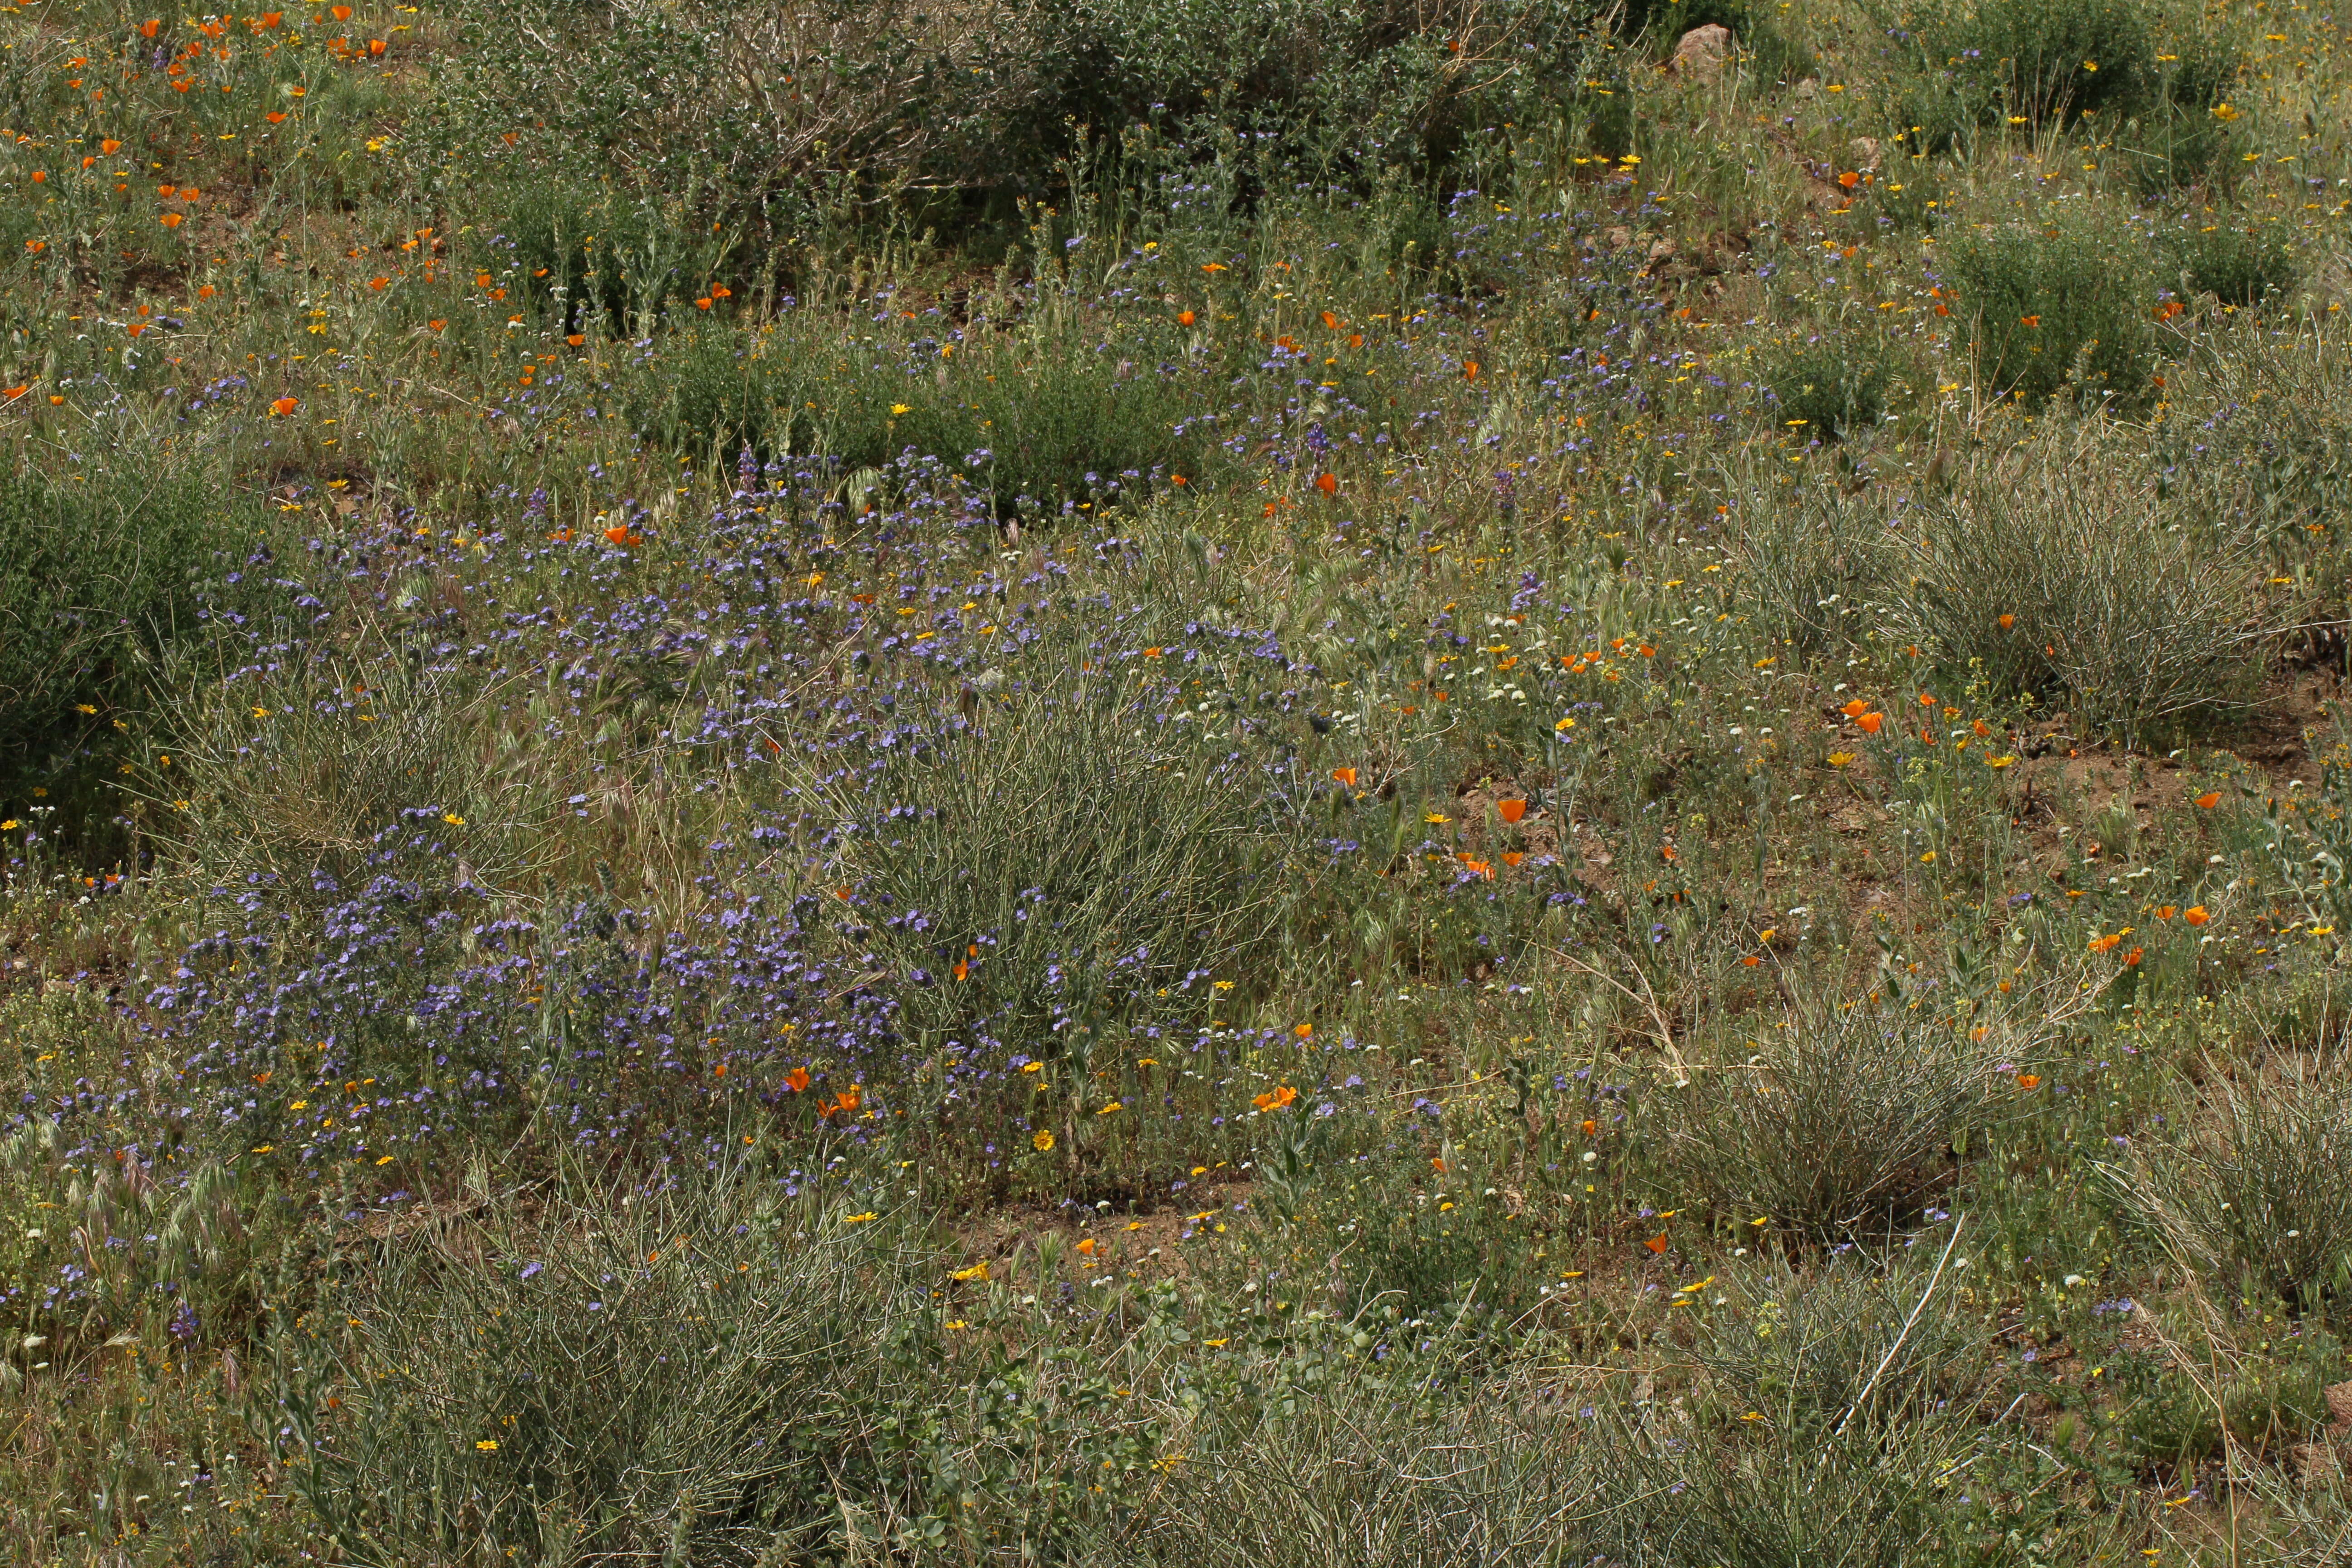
<box><xmin>7</xmin><ymin>0</ymin><xmax>2352</xmax><ymax>1560</ymax></box>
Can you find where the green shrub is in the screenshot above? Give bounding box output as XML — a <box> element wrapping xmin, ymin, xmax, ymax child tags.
<box><xmin>638</xmin><ymin>314</ymin><xmax>1217</xmax><ymax>511</ymax></box>
<box><xmin>1762</xmin><ymin>339</ymin><xmax>1891</xmax><ymax>441</ymax></box>
<box><xmin>2167</xmin><ymin>221</ymin><xmax>2298</xmax><ymax>306</ymax></box>
<box><xmin>1945</xmin><ymin>206</ymin><xmax>2161</xmax><ymax>407</ymax></box>
<box><xmin>0</xmin><ymin>462</ymin><xmax>245</xmax><ymax>761</ymax></box>
<box><xmin>1663</xmin><ymin>1004</ymin><xmax>1992</xmax><ymax>1242</ymax></box>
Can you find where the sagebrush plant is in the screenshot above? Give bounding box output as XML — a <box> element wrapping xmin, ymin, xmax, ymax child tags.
<box><xmin>1664</xmin><ymin>1003</ymin><xmax>1993</xmax><ymax>1241</ymax></box>
<box><xmin>2165</xmin><ymin>219</ymin><xmax>2299</xmax><ymax>306</ymax></box>
<box><xmin>0</xmin><ymin>454</ymin><xmax>251</xmax><ymax>763</ymax></box>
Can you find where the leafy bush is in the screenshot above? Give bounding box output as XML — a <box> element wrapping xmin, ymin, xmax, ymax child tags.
<box><xmin>1763</xmin><ymin>339</ymin><xmax>1891</xmax><ymax>441</ymax></box>
<box><xmin>2167</xmin><ymin>221</ymin><xmax>2298</xmax><ymax>306</ymax></box>
<box><xmin>432</xmin><ymin>0</ymin><xmax>1607</xmax><ymax>251</ymax></box>
<box><xmin>2102</xmin><ymin>1068</ymin><xmax>2352</xmax><ymax>1317</ymax></box>
<box><xmin>641</xmin><ymin>311</ymin><xmax>1216</xmax><ymax>511</ymax></box>
<box><xmin>1663</xmin><ymin>1004</ymin><xmax>1991</xmax><ymax>1241</ymax></box>
<box><xmin>1944</xmin><ymin>206</ymin><xmax>2161</xmax><ymax>407</ymax></box>
<box><xmin>1886</xmin><ymin>462</ymin><xmax>2275</xmax><ymax>738</ymax></box>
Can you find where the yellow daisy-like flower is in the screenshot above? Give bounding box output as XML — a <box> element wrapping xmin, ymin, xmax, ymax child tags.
<box><xmin>476</xmin><ymin>1440</ymin><xmax>499</xmax><ymax>1452</ymax></box>
<box><xmin>1033</xmin><ymin>1129</ymin><xmax>1055</xmax><ymax>1152</ymax></box>
<box><xmin>1425</xmin><ymin>812</ymin><xmax>1451</xmax><ymax>825</ymax></box>
<box><xmin>890</xmin><ymin>403</ymin><xmax>912</xmax><ymax>416</ymax></box>
<box><xmin>842</xmin><ymin>1211</ymin><xmax>879</xmax><ymax>1224</ymax></box>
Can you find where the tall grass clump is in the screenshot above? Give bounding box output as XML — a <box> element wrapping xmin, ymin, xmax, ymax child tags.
<box><xmin>1886</xmin><ymin>461</ymin><xmax>2275</xmax><ymax>738</ymax></box>
<box><xmin>0</xmin><ymin>461</ymin><xmax>248</xmax><ymax>760</ymax></box>
<box><xmin>1663</xmin><ymin>1004</ymin><xmax>1992</xmax><ymax>1241</ymax></box>
<box><xmin>817</xmin><ymin>673</ymin><xmax>1299</xmax><ymax>1111</ymax></box>
<box><xmin>2103</xmin><ymin>1065</ymin><xmax>2352</xmax><ymax>1318</ymax></box>
<box><xmin>279</xmin><ymin>1163</ymin><xmax>926</xmax><ymax>1566</ymax></box>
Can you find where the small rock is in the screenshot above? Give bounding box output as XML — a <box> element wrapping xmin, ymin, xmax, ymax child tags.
<box><xmin>1851</xmin><ymin>136</ymin><xmax>1882</xmax><ymax>173</ymax></box>
<box><xmin>1668</xmin><ymin>24</ymin><xmax>1732</xmax><ymax>81</ymax></box>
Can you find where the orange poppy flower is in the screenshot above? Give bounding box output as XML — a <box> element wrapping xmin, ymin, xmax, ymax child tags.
<box><xmin>1643</xmin><ymin>1234</ymin><xmax>1670</xmax><ymax>1254</ymax></box>
<box><xmin>330</xmin><ymin>4</ymin><xmax>351</xmax><ymax>17</ymax></box>
<box><xmin>695</xmin><ymin>297</ymin><xmax>713</xmax><ymax>310</ymax></box>
<box><xmin>1463</xmin><ymin>360</ymin><xmax>1480</xmax><ymax>380</ymax></box>
<box><xmin>197</xmin><ymin>284</ymin><xmax>215</xmax><ymax>299</ymax></box>
<box><xmin>266</xmin><ymin>111</ymin><xmax>287</xmax><ymax>123</ymax></box>
<box><xmin>1973</xmin><ymin>719</ymin><xmax>1991</xmax><ymax>737</ymax></box>
<box><xmin>1177</xmin><ymin>309</ymin><xmax>1195</xmax><ymax>326</ymax></box>
<box><xmin>1314</xmin><ymin>472</ymin><xmax>1337</xmax><ymax>496</ymax></box>
<box><xmin>269</xmin><ymin>396</ymin><xmax>299</xmax><ymax>416</ymax></box>
<box><xmin>1076</xmin><ymin>1238</ymin><xmax>1098</xmax><ymax>1256</ymax></box>
<box><xmin>603</xmin><ymin>524</ymin><xmax>637</xmax><ymax>548</ymax></box>
<box><xmin>369</xmin><ymin>37</ymin><xmax>386</xmax><ymax>54</ymax></box>
<box><xmin>1499</xmin><ymin>799</ymin><xmax>1527</xmax><ymax>823</ymax></box>
<box><xmin>1320</xmin><ymin>310</ymin><xmax>1338</xmax><ymax>328</ymax></box>
<box><xmin>953</xmin><ymin>960</ymin><xmax>968</xmax><ymax>981</ymax></box>
<box><xmin>1999</xmin><ymin>613</ymin><xmax>2015</xmax><ymax>629</ymax></box>
<box><xmin>1580</xmin><ymin>1119</ymin><xmax>1597</xmax><ymax>1136</ymax></box>
<box><xmin>2020</xmin><ymin>314</ymin><xmax>2040</xmax><ymax>328</ymax></box>
<box><xmin>837</xmin><ymin>1083</ymin><xmax>862</xmax><ymax>1112</ymax></box>
<box><xmin>1740</xmin><ymin>954</ymin><xmax>1762</xmax><ymax>967</ymax></box>
<box><xmin>1838</xmin><ymin>170</ymin><xmax>1860</xmax><ymax>189</ymax></box>
<box><xmin>566</xmin><ymin>333</ymin><xmax>585</xmax><ymax>347</ymax></box>
<box><xmin>1348</xmin><ymin>332</ymin><xmax>1364</xmax><ymax>348</ymax></box>
<box><xmin>0</xmin><ymin>385</ymin><xmax>24</xmax><ymax>402</ymax></box>
<box><xmin>1856</xmin><ymin>712</ymin><xmax>1884</xmax><ymax>734</ymax></box>
<box><xmin>2183</xmin><ymin>906</ymin><xmax>2210</xmax><ymax>926</ymax></box>
<box><xmin>2194</xmin><ymin>792</ymin><xmax>2220</xmax><ymax>809</ymax></box>
<box><xmin>368</xmin><ymin>275</ymin><xmax>389</xmax><ymax>290</ymax></box>
<box><xmin>1332</xmin><ymin>767</ymin><xmax>1357</xmax><ymax>787</ymax></box>
<box><xmin>1839</xmin><ymin>699</ymin><xmax>1868</xmax><ymax>718</ymax></box>
<box><xmin>1501</xmin><ymin>851</ymin><xmax>1524</xmax><ymax>867</ymax></box>
<box><xmin>139</xmin><ymin>17</ymin><xmax>160</xmax><ymax>35</ymax></box>
<box><xmin>2156</xmin><ymin>905</ymin><xmax>2176</xmax><ymax>920</ymax></box>
<box><xmin>2015</xmin><ymin>1073</ymin><xmax>2041</xmax><ymax>1089</ymax></box>
<box><xmin>100</xmin><ymin>137</ymin><xmax>121</xmax><ymax>153</ymax></box>
<box><xmin>1294</xmin><ymin>1023</ymin><xmax>1313</xmax><ymax>1039</ymax></box>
